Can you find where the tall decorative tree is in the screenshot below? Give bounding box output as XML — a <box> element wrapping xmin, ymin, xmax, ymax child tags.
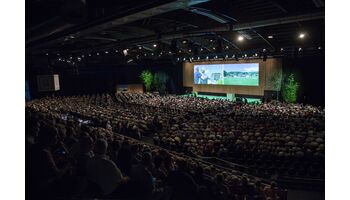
<box><xmin>140</xmin><ymin>70</ymin><xmax>153</xmax><ymax>92</ymax></box>
<box><xmin>282</xmin><ymin>73</ymin><xmax>299</xmax><ymax>103</ymax></box>
<box><xmin>268</xmin><ymin>70</ymin><xmax>283</xmax><ymax>101</ymax></box>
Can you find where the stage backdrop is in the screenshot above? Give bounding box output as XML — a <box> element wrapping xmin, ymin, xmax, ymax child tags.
<box><xmin>183</xmin><ymin>58</ymin><xmax>282</xmax><ymax>96</ymax></box>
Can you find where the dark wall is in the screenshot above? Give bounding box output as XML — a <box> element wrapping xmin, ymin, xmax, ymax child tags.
<box><xmin>282</xmin><ymin>56</ymin><xmax>325</xmax><ymax>106</ymax></box>
<box><xmin>26</xmin><ymin>59</ymin><xmax>183</xmax><ymax>98</ymax></box>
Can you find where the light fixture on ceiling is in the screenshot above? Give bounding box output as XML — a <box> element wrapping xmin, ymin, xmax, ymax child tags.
<box><xmin>299</xmin><ymin>33</ymin><xmax>305</xmax><ymax>39</ymax></box>
<box><xmin>200</xmin><ymin>48</ymin><xmax>203</xmax><ymax>51</ymax></box>
<box><xmin>255</xmin><ymin>53</ymin><xmax>258</xmax><ymax>57</ymax></box>
<box><xmin>105</xmin><ymin>51</ymin><xmax>109</xmax><ymax>54</ymax></box>
<box><xmin>206</xmin><ymin>56</ymin><xmax>209</xmax><ymax>60</ymax></box>
<box><xmin>280</xmin><ymin>48</ymin><xmax>284</xmax><ymax>51</ymax></box>
<box><xmin>138</xmin><ymin>46</ymin><xmax>142</xmax><ymax>50</ymax></box>
<box><xmin>182</xmin><ymin>40</ymin><xmax>187</xmax><ymax>44</ymax></box>
<box><xmin>188</xmin><ymin>49</ymin><xmax>192</xmax><ymax>52</ymax></box>
<box><xmin>153</xmin><ymin>44</ymin><xmax>157</xmax><ymax>47</ymax></box>
<box><xmin>268</xmin><ymin>35</ymin><xmax>273</xmax><ymax>39</ymax></box>
<box><xmin>88</xmin><ymin>54</ymin><xmax>91</xmax><ymax>57</ymax></box>
<box><xmin>96</xmin><ymin>53</ymin><xmax>100</xmax><ymax>56</ymax></box>
<box><xmin>298</xmin><ymin>47</ymin><xmax>302</xmax><ymax>51</ymax></box>
<box><xmin>237</xmin><ymin>35</ymin><xmax>244</xmax><ymax>41</ymax></box>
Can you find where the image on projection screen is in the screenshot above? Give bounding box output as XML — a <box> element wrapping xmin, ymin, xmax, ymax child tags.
<box><xmin>194</xmin><ymin>63</ymin><xmax>259</xmax><ymax>86</ymax></box>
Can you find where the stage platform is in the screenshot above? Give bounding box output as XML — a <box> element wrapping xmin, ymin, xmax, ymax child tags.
<box><xmin>179</xmin><ymin>93</ymin><xmax>261</xmax><ymax>104</ymax></box>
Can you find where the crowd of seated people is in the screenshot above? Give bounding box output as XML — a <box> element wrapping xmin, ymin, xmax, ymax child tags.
<box><xmin>26</xmin><ymin>92</ymin><xmax>324</xmax><ymax>196</ymax></box>
<box><xmin>116</xmin><ymin>93</ymin><xmax>324</xmax><ymax>179</ymax></box>
<box><xmin>26</xmin><ymin>106</ymin><xmax>286</xmax><ymax>200</ymax></box>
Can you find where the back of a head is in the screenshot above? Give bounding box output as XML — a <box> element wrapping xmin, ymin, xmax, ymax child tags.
<box><xmin>37</xmin><ymin>123</ymin><xmax>58</xmax><ymax>147</ymax></box>
<box><xmin>177</xmin><ymin>159</ymin><xmax>188</xmax><ymax>171</ymax></box>
<box><xmin>94</xmin><ymin>139</ymin><xmax>108</xmax><ymax>155</ymax></box>
<box><xmin>142</xmin><ymin>152</ymin><xmax>152</xmax><ymax>166</ymax></box>
<box><xmin>80</xmin><ymin>135</ymin><xmax>93</xmax><ymax>153</ymax></box>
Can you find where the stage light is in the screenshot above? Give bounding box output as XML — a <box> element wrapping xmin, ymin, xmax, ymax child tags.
<box><xmin>263</xmin><ymin>48</ymin><xmax>266</xmax><ymax>52</ymax></box>
<box><xmin>58</xmin><ymin>58</ymin><xmax>62</xmax><ymax>61</ymax></box>
<box><xmin>210</xmin><ymin>39</ymin><xmax>213</xmax><ymax>42</ymax></box>
<box><xmin>188</xmin><ymin>49</ymin><xmax>192</xmax><ymax>52</ymax></box>
<box><xmin>46</xmin><ymin>53</ymin><xmax>49</xmax><ymax>56</ymax></box>
<box><xmin>151</xmin><ymin>53</ymin><xmax>154</xmax><ymax>56</ymax></box>
<box><xmin>318</xmin><ymin>46</ymin><xmax>322</xmax><ymax>50</ymax></box>
<box><xmin>183</xmin><ymin>57</ymin><xmax>186</xmax><ymax>61</ymax></box>
<box><xmin>115</xmin><ymin>50</ymin><xmax>118</xmax><ymax>53</ymax></box>
<box><xmin>213</xmin><ymin>47</ymin><xmax>216</xmax><ymax>50</ymax></box>
<box><xmin>105</xmin><ymin>51</ymin><xmax>109</xmax><ymax>54</ymax></box>
<box><xmin>244</xmin><ymin>54</ymin><xmax>247</xmax><ymax>57</ymax></box>
<box><xmin>268</xmin><ymin>35</ymin><xmax>273</xmax><ymax>39</ymax></box>
<box><xmin>144</xmin><ymin>53</ymin><xmax>147</xmax><ymax>56</ymax></box>
<box><xmin>96</xmin><ymin>53</ymin><xmax>100</xmax><ymax>56</ymax></box>
<box><xmin>81</xmin><ymin>55</ymin><xmax>85</xmax><ymax>58</ymax></box>
<box><xmin>200</xmin><ymin>48</ymin><xmax>203</xmax><ymax>51</ymax></box>
<box><xmin>197</xmin><ymin>56</ymin><xmax>200</xmax><ymax>60</ymax></box>
<box><xmin>177</xmin><ymin>57</ymin><xmax>179</xmax><ymax>61</ymax></box>
<box><xmin>237</xmin><ymin>35</ymin><xmax>244</xmax><ymax>41</ymax></box>
<box><xmin>206</xmin><ymin>56</ymin><xmax>209</xmax><ymax>60</ymax></box>
<box><xmin>215</xmin><ymin>55</ymin><xmax>218</xmax><ymax>59</ymax></box>
<box><xmin>280</xmin><ymin>48</ymin><xmax>284</xmax><ymax>51</ymax></box>
<box><xmin>225</xmin><ymin>55</ymin><xmax>228</xmax><ymax>59</ymax></box>
<box><xmin>57</xmin><ymin>53</ymin><xmax>60</xmax><ymax>56</ymax></box>
<box><xmin>169</xmin><ymin>51</ymin><xmax>172</xmax><ymax>54</ymax></box>
<box><xmin>225</xmin><ymin>46</ymin><xmax>229</xmax><ymax>49</ymax></box>
<box><xmin>299</xmin><ymin>33</ymin><xmax>305</xmax><ymax>39</ymax></box>
<box><xmin>182</xmin><ymin>40</ymin><xmax>187</xmax><ymax>44</ymax></box>
<box><xmin>179</xmin><ymin>50</ymin><xmax>182</xmax><ymax>53</ymax></box>
<box><xmin>88</xmin><ymin>54</ymin><xmax>91</xmax><ymax>57</ymax></box>
<box><xmin>138</xmin><ymin>46</ymin><xmax>142</xmax><ymax>50</ymax></box>
<box><xmin>70</xmin><ymin>56</ymin><xmax>73</xmax><ymax>59</ymax></box>
<box><xmin>298</xmin><ymin>47</ymin><xmax>302</xmax><ymax>51</ymax></box>
<box><xmin>153</xmin><ymin>44</ymin><xmax>157</xmax><ymax>47</ymax></box>
<box><xmin>255</xmin><ymin>53</ymin><xmax>258</xmax><ymax>57</ymax></box>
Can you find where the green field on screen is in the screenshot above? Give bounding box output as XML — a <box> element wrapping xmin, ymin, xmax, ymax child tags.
<box><xmin>223</xmin><ymin>77</ymin><xmax>259</xmax><ymax>86</ymax></box>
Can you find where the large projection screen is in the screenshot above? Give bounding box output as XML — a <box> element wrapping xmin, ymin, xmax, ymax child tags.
<box><xmin>194</xmin><ymin>63</ymin><xmax>259</xmax><ymax>86</ymax></box>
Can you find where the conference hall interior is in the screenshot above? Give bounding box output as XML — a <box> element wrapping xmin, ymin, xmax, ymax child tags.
<box><xmin>25</xmin><ymin>0</ymin><xmax>325</xmax><ymax>200</ymax></box>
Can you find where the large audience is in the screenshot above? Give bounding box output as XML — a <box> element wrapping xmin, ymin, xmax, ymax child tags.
<box><xmin>26</xmin><ymin>92</ymin><xmax>324</xmax><ymax>199</ymax></box>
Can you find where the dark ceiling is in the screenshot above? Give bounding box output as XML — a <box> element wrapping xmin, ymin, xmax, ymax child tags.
<box><xmin>26</xmin><ymin>0</ymin><xmax>325</xmax><ymax>64</ymax></box>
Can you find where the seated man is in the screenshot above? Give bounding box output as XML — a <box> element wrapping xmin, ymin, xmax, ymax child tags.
<box><xmin>86</xmin><ymin>139</ymin><xmax>124</xmax><ymax>196</ymax></box>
